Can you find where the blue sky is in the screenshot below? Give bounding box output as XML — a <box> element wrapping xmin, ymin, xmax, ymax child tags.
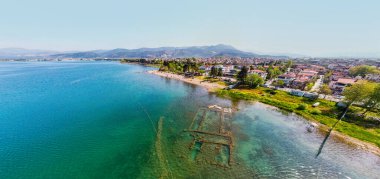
<box><xmin>0</xmin><ymin>0</ymin><xmax>379</xmax><ymax>57</ymax></box>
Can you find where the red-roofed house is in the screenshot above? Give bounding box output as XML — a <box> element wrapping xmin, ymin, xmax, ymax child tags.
<box><xmin>329</xmin><ymin>78</ymin><xmax>356</xmax><ymax>94</ymax></box>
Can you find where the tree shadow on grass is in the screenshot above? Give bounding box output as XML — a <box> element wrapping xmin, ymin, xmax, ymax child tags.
<box><xmin>342</xmin><ymin>114</ymin><xmax>380</xmax><ymax>129</ymax></box>
<box><xmin>316</xmin><ymin>107</ymin><xmax>349</xmax><ymax>158</ymax></box>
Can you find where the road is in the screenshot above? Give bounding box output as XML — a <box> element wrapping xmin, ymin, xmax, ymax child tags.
<box><xmin>311</xmin><ymin>75</ymin><xmax>324</xmax><ymax>92</ymax></box>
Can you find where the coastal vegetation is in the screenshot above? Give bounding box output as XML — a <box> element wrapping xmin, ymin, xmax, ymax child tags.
<box><xmin>120</xmin><ymin>58</ymin><xmax>162</xmax><ymax>68</ymax></box>
<box><xmin>120</xmin><ymin>58</ymin><xmax>150</xmax><ymax>63</ymax></box>
<box><xmin>349</xmin><ymin>65</ymin><xmax>380</xmax><ymax>77</ymax></box>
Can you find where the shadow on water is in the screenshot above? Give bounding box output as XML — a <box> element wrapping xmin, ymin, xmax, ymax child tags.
<box><xmin>316</xmin><ymin>107</ymin><xmax>349</xmax><ymax>158</ymax></box>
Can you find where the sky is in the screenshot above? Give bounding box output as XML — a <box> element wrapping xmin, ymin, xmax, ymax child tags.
<box><xmin>0</xmin><ymin>0</ymin><xmax>379</xmax><ymax>57</ymax></box>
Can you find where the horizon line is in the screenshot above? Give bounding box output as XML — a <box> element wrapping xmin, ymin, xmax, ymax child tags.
<box><xmin>0</xmin><ymin>45</ymin><xmax>380</xmax><ymax>59</ymax></box>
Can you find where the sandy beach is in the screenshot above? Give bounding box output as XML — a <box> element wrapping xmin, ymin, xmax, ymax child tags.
<box><xmin>148</xmin><ymin>70</ymin><xmax>225</xmax><ymax>92</ymax></box>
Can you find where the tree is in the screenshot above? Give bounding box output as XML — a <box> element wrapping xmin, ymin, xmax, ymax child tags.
<box><xmin>210</xmin><ymin>66</ymin><xmax>217</xmax><ymax>77</ymax></box>
<box><xmin>285</xmin><ymin>60</ymin><xmax>293</xmax><ymax>68</ymax></box>
<box><xmin>349</xmin><ymin>65</ymin><xmax>380</xmax><ymax>77</ymax></box>
<box><xmin>246</xmin><ymin>74</ymin><xmax>264</xmax><ymax>88</ymax></box>
<box><xmin>191</xmin><ymin>62</ymin><xmax>199</xmax><ymax>72</ymax></box>
<box><xmin>217</xmin><ymin>67</ymin><xmax>223</xmax><ymax>77</ymax></box>
<box><xmin>362</xmin><ymin>84</ymin><xmax>380</xmax><ymax>115</ymax></box>
<box><xmin>237</xmin><ymin>66</ymin><xmax>248</xmax><ymax>83</ymax></box>
<box><xmin>323</xmin><ymin>70</ymin><xmax>333</xmax><ymax>84</ymax></box>
<box><xmin>266</xmin><ymin>69</ymin><xmax>274</xmax><ymax>80</ymax></box>
<box><xmin>183</xmin><ymin>64</ymin><xmax>189</xmax><ymax>73</ymax></box>
<box><xmin>273</xmin><ymin>67</ymin><xmax>282</xmax><ymax>76</ymax></box>
<box><xmin>266</xmin><ymin>67</ymin><xmax>282</xmax><ymax>80</ymax></box>
<box><xmin>257</xmin><ymin>66</ymin><xmax>265</xmax><ymax>71</ymax></box>
<box><xmin>305</xmin><ymin>83</ymin><xmax>314</xmax><ymax>91</ymax></box>
<box><xmin>315</xmin><ymin>81</ymin><xmax>375</xmax><ymax>158</ymax></box>
<box><xmin>318</xmin><ymin>84</ymin><xmax>332</xmax><ymax>99</ymax></box>
<box><xmin>343</xmin><ymin>81</ymin><xmax>375</xmax><ymax>108</ymax></box>
<box><xmin>273</xmin><ymin>80</ymin><xmax>284</xmax><ymax>87</ymax></box>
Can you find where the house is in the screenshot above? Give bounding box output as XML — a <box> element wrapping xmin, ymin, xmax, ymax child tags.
<box><xmin>309</xmin><ymin>65</ymin><xmax>326</xmax><ymax>73</ymax></box>
<box><xmin>329</xmin><ymin>78</ymin><xmax>356</xmax><ymax>94</ymax></box>
<box><xmin>298</xmin><ymin>70</ymin><xmax>318</xmax><ymax>77</ymax></box>
<box><xmin>330</xmin><ymin>72</ymin><xmax>346</xmax><ymax>81</ymax></box>
<box><xmin>291</xmin><ymin>78</ymin><xmax>309</xmax><ymax>89</ymax></box>
<box><xmin>277</xmin><ymin>73</ymin><xmax>296</xmax><ymax>86</ymax></box>
<box><xmin>199</xmin><ymin>65</ymin><xmax>211</xmax><ymax>71</ymax></box>
<box><xmin>289</xmin><ymin>69</ymin><xmax>318</xmax><ymax>89</ymax></box>
<box><xmin>223</xmin><ymin>65</ymin><xmax>235</xmax><ymax>73</ymax></box>
<box><xmin>250</xmin><ymin>69</ymin><xmax>267</xmax><ymax>79</ymax></box>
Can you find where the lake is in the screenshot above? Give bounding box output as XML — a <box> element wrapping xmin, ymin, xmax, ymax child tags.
<box><xmin>0</xmin><ymin>62</ymin><xmax>379</xmax><ymax>178</ymax></box>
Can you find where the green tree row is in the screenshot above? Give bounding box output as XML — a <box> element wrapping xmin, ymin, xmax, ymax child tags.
<box><xmin>349</xmin><ymin>65</ymin><xmax>380</xmax><ymax>77</ymax></box>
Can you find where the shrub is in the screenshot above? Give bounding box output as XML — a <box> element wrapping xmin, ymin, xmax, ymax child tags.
<box><xmin>307</xmin><ymin>96</ymin><xmax>318</xmax><ymax>101</ymax></box>
<box><xmin>310</xmin><ymin>109</ymin><xmax>322</xmax><ymax>115</ymax></box>
<box><xmin>297</xmin><ymin>103</ymin><xmax>307</xmax><ymax>110</ymax></box>
<box><xmin>269</xmin><ymin>90</ymin><xmax>277</xmax><ymax>95</ymax></box>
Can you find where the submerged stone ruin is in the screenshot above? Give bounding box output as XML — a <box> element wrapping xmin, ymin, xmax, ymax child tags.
<box><xmin>184</xmin><ymin>105</ymin><xmax>234</xmax><ymax>168</ymax></box>
<box><xmin>141</xmin><ymin>104</ymin><xmax>256</xmax><ymax>178</ymax></box>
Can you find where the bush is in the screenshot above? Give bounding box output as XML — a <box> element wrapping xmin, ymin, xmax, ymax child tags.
<box><xmin>269</xmin><ymin>90</ymin><xmax>277</xmax><ymax>95</ymax></box>
<box><xmin>297</xmin><ymin>103</ymin><xmax>307</xmax><ymax>110</ymax></box>
<box><xmin>310</xmin><ymin>109</ymin><xmax>322</xmax><ymax>115</ymax></box>
<box><xmin>307</xmin><ymin>96</ymin><xmax>318</xmax><ymax>101</ymax></box>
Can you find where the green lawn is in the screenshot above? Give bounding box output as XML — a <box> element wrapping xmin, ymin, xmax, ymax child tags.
<box><xmin>197</xmin><ymin>76</ymin><xmax>228</xmax><ymax>86</ymax></box>
<box><xmin>217</xmin><ymin>87</ymin><xmax>380</xmax><ymax>147</ymax></box>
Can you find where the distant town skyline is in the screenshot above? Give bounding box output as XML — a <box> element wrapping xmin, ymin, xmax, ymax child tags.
<box><xmin>1</xmin><ymin>0</ymin><xmax>379</xmax><ymax>57</ymax></box>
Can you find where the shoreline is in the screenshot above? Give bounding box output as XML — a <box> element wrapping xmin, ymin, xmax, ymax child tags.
<box><xmin>149</xmin><ymin>70</ymin><xmax>380</xmax><ymax>156</ymax></box>
<box><xmin>148</xmin><ymin>70</ymin><xmax>225</xmax><ymax>92</ymax></box>
<box><xmin>242</xmin><ymin>100</ymin><xmax>380</xmax><ymax>156</ymax></box>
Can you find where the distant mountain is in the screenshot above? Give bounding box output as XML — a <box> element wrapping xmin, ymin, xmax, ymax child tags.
<box><xmin>50</xmin><ymin>44</ymin><xmax>283</xmax><ymax>59</ymax></box>
<box><xmin>0</xmin><ymin>45</ymin><xmax>288</xmax><ymax>59</ymax></box>
<box><xmin>0</xmin><ymin>48</ymin><xmax>59</xmax><ymax>58</ymax></box>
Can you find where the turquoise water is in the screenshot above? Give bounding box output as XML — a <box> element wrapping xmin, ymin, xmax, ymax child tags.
<box><xmin>0</xmin><ymin>62</ymin><xmax>379</xmax><ymax>178</ymax></box>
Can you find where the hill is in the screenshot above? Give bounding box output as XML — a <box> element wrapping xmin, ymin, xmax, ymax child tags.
<box><xmin>0</xmin><ymin>45</ymin><xmax>288</xmax><ymax>59</ymax></box>
<box><xmin>50</xmin><ymin>44</ymin><xmax>282</xmax><ymax>58</ymax></box>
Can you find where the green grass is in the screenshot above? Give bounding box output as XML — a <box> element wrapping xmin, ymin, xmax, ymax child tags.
<box><xmin>200</xmin><ymin>76</ymin><xmax>228</xmax><ymax>86</ymax></box>
<box><xmin>217</xmin><ymin>87</ymin><xmax>380</xmax><ymax>147</ymax></box>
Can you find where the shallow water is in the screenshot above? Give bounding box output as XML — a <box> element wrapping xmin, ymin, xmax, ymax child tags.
<box><xmin>0</xmin><ymin>62</ymin><xmax>379</xmax><ymax>178</ymax></box>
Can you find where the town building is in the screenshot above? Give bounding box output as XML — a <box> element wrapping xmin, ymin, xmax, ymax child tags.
<box><xmin>329</xmin><ymin>78</ymin><xmax>356</xmax><ymax>94</ymax></box>
<box><xmin>249</xmin><ymin>69</ymin><xmax>267</xmax><ymax>79</ymax></box>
